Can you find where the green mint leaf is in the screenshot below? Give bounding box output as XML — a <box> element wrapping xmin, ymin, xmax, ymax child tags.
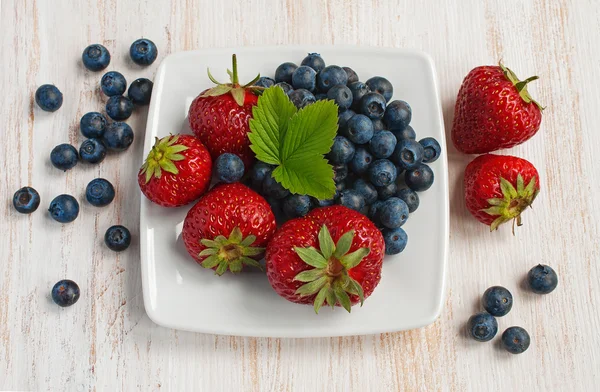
<box><xmin>272</xmin><ymin>159</ymin><xmax>335</xmax><ymax>200</ymax></box>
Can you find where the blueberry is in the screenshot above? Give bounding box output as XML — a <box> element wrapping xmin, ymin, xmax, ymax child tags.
<box><xmin>50</xmin><ymin>144</ymin><xmax>78</xmax><ymax>171</ymax></box>
<box><xmin>338</xmin><ymin>109</ymin><xmax>356</xmax><ymax>132</ymax></box>
<box><xmin>275</xmin><ymin>82</ymin><xmax>293</xmax><ymax>94</ymax></box>
<box><xmin>501</xmin><ymin>327</ymin><xmax>531</xmax><ymax>354</ymax></box>
<box><xmin>263</xmin><ymin>175</ymin><xmax>290</xmax><ymax>199</ymax></box>
<box><xmin>359</xmin><ymin>92</ymin><xmax>386</xmax><ymax>119</ymax></box>
<box><xmin>392</xmin><ymin>139</ymin><xmax>424</xmax><ymax>170</ymax></box>
<box><xmin>527</xmin><ymin>264</ymin><xmax>558</xmax><ymax>294</ymax></box>
<box><xmin>250</xmin><ymin>162</ymin><xmax>273</xmax><ymax>190</ymax></box>
<box><xmin>51</xmin><ymin>280</ymin><xmax>80</xmax><ymax>307</ymax></box>
<box><xmin>391</xmin><ymin>125</ymin><xmax>416</xmax><ymax>141</ymax></box>
<box><xmin>327</xmin><ymin>84</ymin><xmax>353</xmax><ymax>111</ymax></box>
<box><xmin>379</xmin><ymin>197</ymin><xmax>409</xmax><ymax>228</ymax></box>
<box><xmin>215</xmin><ymin>153</ymin><xmax>245</xmax><ymax>183</ymax></box>
<box><xmin>336</xmin><ymin>189</ymin><xmax>365</xmax><ymax>212</ymax></box>
<box><xmin>382</xmin><ymin>227</ymin><xmax>408</xmax><ymax>255</ymax></box>
<box><xmin>419</xmin><ymin>137</ymin><xmax>442</xmax><ymax>163</ymax></box>
<box><xmin>254</xmin><ymin>76</ymin><xmax>275</xmax><ymax>88</ymax></box>
<box><xmin>384</xmin><ymin>100</ymin><xmax>412</xmax><ymax>130</ymax></box>
<box><xmin>84</xmin><ymin>178</ymin><xmax>115</xmax><ymax>207</ymax></box>
<box><xmin>365</xmin><ymin>76</ymin><xmax>393</xmax><ymax>102</ymax></box>
<box><xmin>128</xmin><ymin>78</ymin><xmax>153</xmax><ymax>105</ymax></box>
<box><xmin>348</xmin><ymin>82</ymin><xmax>370</xmax><ymax>110</ymax></box>
<box><xmin>103</xmin><ymin>122</ymin><xmax>134</xmax><ymax>151</ymax></box>
<box><xmin>353</xmin><ymin>179</ymin><xmax>378</xmax><ymax>205</ymax></box>
<box><xmin>316</xmin><ymin>66</ymin><xmax>348</xmax><ymax>93</ymax></box>
<box><xmin>80</xmin><ymin>112</ymin><xmax>107</xmax><ymax>138</ymax></box>
<box><xmin>344</xmin><ymin>114</ymin><xmax>374</xmax><ymax>144</ymax></box>
<box><xmin>333</xmin><ymin>163</ymin><xmax>348</xmax><ymax>183</ymax></box>
<box><xmin>369</xmin><ymin>130</ymin><xmax>397</xmax><ymax>159</ymax></box>
<box><xmin>368</xmin><ymin>200</ymin><xmax>384</xmax><ymax>225</ymax></box>
<box><xmin>467</xmin><ymin>312</ymin><xmax>498</xmax><ymax>342</ymax></box>
<box><xmin>372</xmin><ymin>119</ymin><xmax>386</xmax><ymax>131</ymax></box>
<box><xmin>315</xmin><ymin>93</ymin><xmax>328</xmax><ymax>100</ymax></box>
<box><xmin>482</xmin><ymin>286</ymin><xmax>513</xmax><ymax>317</ymax></box>
<box><xmin>291</xmin><ymin>66</ymin><xmax>317</xmax><ymax>91</ymax></box>
<box><xmin>405</xmin><ymin>164</ymin><xmax>434</xmax><ymax>192</ymax></box>
<box><xmin>13</xmin><ymin>187</ymin><xmax>41</xmax><ymax>214</ymax></box>
<box><xmin>396</xmin><ymin>188</ymin><xmax>419</xmax><ymax>213</ymax></box>
<box><xmin>342</xmin><ymin>67</ymin><xmax>359</xmax><ymax>84</ymax></box>
<box><xmin>82</xmin><ymin>44</ymin><xmax>111</xmax><ymax>71</ymax></box>
<box><xmin>348</xmin><ymin>147</ymin><xmax>373</xmax><ymax>175</ymax></box>
<box><xmin>48</xmin><ymin>194</ymin><xmax>79</xmax><ymax>223</ymax></box>
<box><xmin>283</xmin><ymin>194</ymin><xmax>312</xmax><ymax>218</ymax></box>
<box><xmin>79</xmin><ymin>138</ymin><xmax>107</xmax><ymax>164</ymax></box>
<box><xmin>105</xmin><ymin>225</ymin><xmax>132</xmax><ymax>252</ymax></box>
<box><xmin>288</xmin><ymin>89</ymin><xmax>316</xmax><ymax>109</ymax></box>
<box><xmin>35</xmin><ymin>85</ymin><xmax>63</xmax><ymax>112</ymax></box>
<box><xmin>334</xmin><ymin>181</ymin><xmax>346</xmax><ymax>199</ymax></box>
<box><xmin>377</xmin><ymin>182</ymin><xmax>398</xmax><ymax>201</ymax></box>
<box><xmin>129</xmin><ymin>38</ymin><xmax>158</xmax><ymax>65</ymax></box>
<box><xmin>368</xmin><ymin>159</ymin><xmax>397</xmax><ymax>187</ymax></box>
<box><xmin>275</xmin><ymin>62</ymin><xmax>298</xmax><ymax>84</ymax></box>
<box><xmin>101</xmin><ymin>71</ymin><xmax>127</xmax><ymax>96</ymax></box>
<box><xmin>311</xmin><ymin>197</ymin><xmax>334</xmax><ymax>208</ymax></box>
<box><xmin>266</xmin><ymin>197</ymin><xmax>284</xmax><ymax>221</ymax></box>
<box><xmin>327</xmin><ymin>136</ymin><xmax>355</xmax><ymax>164</ymax></box>
<box><xmin>301</xmin><ymin>53</ymin><xmax>326</xmax><ymax>73</ymax></box>
<box><xmin>106</xmin><ymin>95</ymin><xmax>133</xmax><ymax>121</ymax></box>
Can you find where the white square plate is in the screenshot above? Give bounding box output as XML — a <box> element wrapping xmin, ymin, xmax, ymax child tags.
<box><xmin>141</xmin><ymin>46</ymin><xmax>449</xmax><ymax>337</ymax></box>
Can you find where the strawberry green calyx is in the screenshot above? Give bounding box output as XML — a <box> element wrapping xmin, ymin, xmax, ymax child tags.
<box><xmin>293</xmin><ymin>225</ymin><xmax>370</xmax><ymax>314</ymax></box>
<box><xmin>499</xmin><ymin>62</ymin><xmax>544</xmax><ymax>111</ymax></box>
<box><xmin>140</xmin><ymin>135</ymin><xmax>189</xmax><ymax>183</ymax></box>
<box><xmin>199</xmin><ymin>227</ymin><xmax>264</xmax><ymax>275</ymax></box>
<box><xmin>201</xmin><ymin>54</ymin><xmax>262</xmax><ymax>106</ymax></box>
<box><xmin>481</xmin><ymin>174</ymin><xmax>540</xmax><ymax>233</ymax></box>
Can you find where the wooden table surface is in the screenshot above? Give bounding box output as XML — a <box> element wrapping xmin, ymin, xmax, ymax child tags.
<box><xmin>2</xmin><ymin>0</ymin><xmax>599</xmax><ymax>390</ymax></box>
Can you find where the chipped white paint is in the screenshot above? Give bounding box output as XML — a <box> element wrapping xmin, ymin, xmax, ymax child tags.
<box><xmin>1</xmin><ymin>0</ymin><xmax>599</xmax><ymax>390</ymax></box>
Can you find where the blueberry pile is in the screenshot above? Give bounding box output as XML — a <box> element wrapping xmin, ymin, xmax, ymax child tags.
<box><xmin>250</xmin><ymin>53</ymin><xmax>442</xmax><ymax>255</ymax></box>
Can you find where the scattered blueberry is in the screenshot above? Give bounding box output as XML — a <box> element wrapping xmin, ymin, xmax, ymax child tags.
<box><xmin>35</xmin><ymin>85</ymin><xmax>63</xmax><ymax>112</ymax></box>
<box><xmin>79</xmin><ymin>138</ymin><xmax>107</xmax><ymax>164</ymax></box>
<box><xmin>377</xmin><ymin>182</ymin><xmax>398</xmax><ymax>201</ymax></box>
<box><xmin>379</xmin><ymin>197</ymin><xmax>409</xmax><ymax>228</ymax></box>
<box><xmin>283</xmin><ymin>194</ymin><xmax>312</xmax><ymax>218</ymax></box>
<box><xmin>82</xmin><ymin>44</ymin><xmax>111</xmax><ymax>71</ymax></box>
<box><xmin>263</xmin><ymin>175</ymin><xmax>290</xmax><ymax>199</ymax></box>
<box><xmin>311</xmin><ymin>197</ymin><xmax>334</xmax><ymax>208</ymax></box>
<box><xmin>288</xmin><ymin>89</ymin><xmax>316</xmax><ymax>109</ymax></box>
<box><xmin>353</xmin><ymin>179</ymin><xmax>378</xmax><ymax>205</ymax></box>
<box><xmin>501</xmin><ymin>327</ymin><xmax>531</xmax><ymax>354</ymax></box>
<box><xmin>13</xmin><ymin>187</ymin><xmax>41</xmax><ymax>214</ymax></box>
<box><xmin>372</xmin><ymin>119</ymin><xmax>386</xmax><ymax>131</ymax></box>
<box><xmin>275</xmin><ymin>62</ymin><xmax>298</xmax><ymax>84</ymax></box>
<box><xmin>527</xmin><ymin>264</ymin><xmax>558</xmax><ymax>294</ymax></box>
<box><xmin>382</xmin><ymin>227</ymin><xmax>408</xmax><ymax>255</ymax></box>
<box><xmin>348</xmin><ymin>82</ymin><xmax>370</xmax><ymax>110</ymax></box>
<box><xmin>106</xmin><ymin>95</ymin><xmax>134</xmax><ymax>121</ymax></box>
<box><xmin>344</xmin><ymin>114</ymin><xmax>374</xmax><ymax>144</ymax></box>
<box><xmin>482</xmin><ymin>286</ymin><xmax>513</xmax><ymax>317</ymax></box>
<box><xmin>327</xmin><ymin>84</ymin><xmax>353</xmax><ymax>111</ymax></box>
<box><xmin>254</xmin><ymin>76</ymin><xmax>275</xmax><ymax>88</ymax></box>
<box><xmin>342</xmin><ymin>67</ymin><xmax>359</xmax><ymax>84</ymax></box>
<box><xmin>48</xmin><ymin>194</ymin><xmax>79</xmax><ymax>223</ymax></box>
<box><xmin>368</xmin><ymin>200</ymin><xmax>384</xmax><ymax>224</ymax></box>
<box><xmin>86</xmin><ymin>178</ymin><xmax>115</xmax><ymax>207</ymax></box>
<box><xmin>392</xmin><ymin>125</ymin><xmax>416</xmax><ymax>141</ymax></box>
<box><xmin>405</xmin><ymin>164</ymin><xmax>434</xmax><ymax>192</ymax></box>
<box><xmin>467</xmin><ymin>312</ymin><xmax>498</xmax><ymax>342</ymax></box>
<box><xmin>365</xmin><ymin>76</ymin><xmax>393</xmax><ymax>102</ymax></box>
<box><xmin>316</xmin><ymin>65</ymin><xmax>348</xmax><ymax>93</ymax></box>
<box><xmin>80</xmin><ymin>112</ymin><xmax>107</xmax><ymax>138</ymax></box>
<box><xmin>359</xmin><ymin>92</ymin><xmax>386</xmax><ymax>119</ymax></box>
<box><xmin>275</xmin><ymin>82</ymin><xmax>293</xmax><ymax>94</ymax></box>
<box><xmin>369</xmin><ymin>130</ymin><xmax>397</xmax><ymax>159</ymax></box>
<box><xmin>250</xmin><ymin>162</ymin><xmax>273</xmax><ymax>189</ymax></box>
<box><xmin>105</xmin><ymin>225</ymin><xmax>132</xmax><ymax>252</ymax></box>
<box><xmin>50</xmin><ymin>144</ymin><xmax>78</xmax><ymax>171</ymax></box>
<box><xmin>419</xmin><ymin>137</ymin><xmax>441</xmax><ymax>163</ymax></box>
<box><xmin>215</xmin><ymin>153</ymin><xmax>245</xmax><ymax>183</ymax></box>
<box><xmin>397</xmin><ymin>188</ymin><xmax>419</xmax><ymax>213</ymax></box>
<box><xmin>327</xmin><ymin>136</ymin><xmax>355</xmax><ymax>164</ymax></box>
<box><xmin>103</xmin><ymin>122</ymin><xmax>134</xmax><ymax>151</ymax></box>
<box><xmin>338</xmin><ymin>109</ymin><xmax>356</xmax><ymax>132</ymax></box>
<box><xmin>128</xmin><ymin>78</ymin><xmax>153</xmax><ymax>105</ymax></box>
<box><xmin>384</xmin><ymin>100</ymin><xmax>412</xmax><ymax>130</ymax></box>
<box><xmin>392</xmin><ymin>139</ymin><xmax>424</xmax><ymax>170</ymax></box>
<box><xmin>368</xmin><ymin>159</ymin><xmax>397</xmax><ymax>187</ymax></box>
<box><xmin>336</xmin><ymin>189</ymin><xmax>365</xmax><ymax>212</ymax></box>
<box><xmin>101</xmin><ymin>71</ymin><xmax>127</xmax><ymax>96</ymax></box>
<box><xmin>333</xmin><ymin>163</ymin><xmax>348</xmax><ymax>183</ymax></box>
<box><xmin>301</xmin><ymin>53</ymin><xmax>326</xmax><ymax>73</ymax></box>
<box><xmin>348</xmin><ymin>147</ymin><xmax>373</xmax><ymax>175</ymax></box>
<box><xmin>129</xmin><ymin>38</ymin><xmax>158</xmax><ymax>65</ymax></box>
<box><xmin>51</xmin><ymin>280</ymin><xmax>80</xmax><ymax>307</ymax></box>
<box><xmin>291</xmin><ymin>66</ymin><xmax>317</xmax><ymax>92</ymax></box>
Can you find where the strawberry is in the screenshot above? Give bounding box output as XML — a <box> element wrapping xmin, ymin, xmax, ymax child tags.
<box><xmin>266</xmin><ymin>205</ymin><xmax>385</xmax><ymax>313</ymax></box>
<box><xmin>452</xmin><ymin>63</ymin><xmax>543</xmax><ymax>154</ymax></box>
<box><xmin>138</xmin><ymin>134</ymin><xmax>212</xmax><ymax>207</ymax></box>
<box><xmin>464</xmin><ymin>154</ymin><xmax>540</xmax><ymax>231</ymax></box>
<box><xmin>182</xmin><ymin>183</ymin><xmax>276</xmax><ymax>275</ymax></box>
<box><xmin>188</xmin><ymin>54</ymin><xmax>261</xmax><ymax>168</ymax></box>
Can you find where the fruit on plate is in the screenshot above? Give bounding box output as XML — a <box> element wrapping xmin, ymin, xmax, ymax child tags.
<box><xmin>138</xmin><ymin>134</ymin><xmax>212</xmax><ymax>207</ymax></box>
<box><xmin>265</xmin><ymin>205</ymin><xmax>385</xmax><ymax>313</ymax></box>
<box><xmin>188</xmin><ymin>54</ymin><xmax>260</xmax><ymax>168</ymax></box>
<box><xmin>452</xmin><ymin>63</ymin><xmax>543</xmax><ymax>154</ymax></box>
<box><xmin>464</xmin><ymin>154</ymin><xmax>540</xmax><ymax>231</ymax></box>
<box><xmin>182</xmin><ymin>183</ymin><xmax>276</xmax><ymax>275</ymax></box>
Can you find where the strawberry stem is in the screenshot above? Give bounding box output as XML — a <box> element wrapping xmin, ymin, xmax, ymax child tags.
<box><xmin>499</xmin><ymin>62</ymin><xmax>544</xmax><ymax>111</ymax></box>
<box><xmin>231</xmin><ymin>54</ymin><xmax>239</xmax><ymax>85</ymax></box>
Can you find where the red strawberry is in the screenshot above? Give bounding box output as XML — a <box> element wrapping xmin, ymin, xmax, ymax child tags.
<box><xmin>138</xmin><ymin>134</ymin><xmax>212</xmax><ymax>207</ymax></box>
<box><xmin>182</xmin><ymin>183</ymin><xmax>276</xmax><ymax>275</ymax></box>
<box><xmin>266</xmin><ymin>205</ymin><xmax>385</xmax><ymax>313</ymax></box>
<box><xmin>464</xmin><ymin>154</ymin><xmax>540</xmax><ymax>231</ymax></box>
<box><xmin>452</xmin><ymin>63</ymin><xmax>543</xmax><ymax>154</ymax></box>
<box><xmin>188</xmin><ymin>54</ymin><xmax>261</xmax><ymax>168</ymax></box>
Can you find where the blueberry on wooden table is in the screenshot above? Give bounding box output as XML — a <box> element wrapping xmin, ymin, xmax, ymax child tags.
<box><xmin>86</xmin><ymin>178</ymin><xmax>115</xmax><ymax>207</ymax></box>
<box><xmin>50</xmin><ymin>144</ymin><xmax>78</xmax><ymax>171</ymax></box>
<box><xmin>35</xmin><ymin>84</ymin><xmax>63</xmax><ymax>112</ymax></box>
<box><xmin>105</xmin><ymin>225</ymin><xmax>132</xmax><ymax>252</ymax></box>
<box><xmin>128</xmin><ymin>78</ymin><xmax>153</xmax><ymax>105</ymax></box>
<box><xmin>467</xmin><ymin>312</ymin><xmax>498</xmax><ymax>342</ymax></box>
<box><xmin>82</xmin><ymin>43</ymin><xmax>111</xmax><ymax>71</ymax></box>
<box><xmin>482</xmin><ymin>286</ymin><xmax>513</xmax><ymax>317</ymax></box>
<box><xmin>130</xmin><ymin>38</ymin><xmax>158</xmax><ymax>66</ymax></box>
<box><xmin>51</xmin><ymin>280</ymin><xmax>80</xmax><ymax>307</ymax></box>
<box><xmin>80</xmin><ymin>112</ymin><xmax>107</xmax><ymax>138</ymax></box>
<box><xmin>79</xmin><ymin>138</ymin><xmax>107</xmax><ymax>164</ymax></box>
<box><xmin>502</xmin><ymin>327</ymin><xmax>531</xmax><ymax>354</ymax></box>
<box><xmin>48</xmin><ymin>194</ymin><xmax>79</xmax><ymax>223</ymax></box>
<box><xmin>13</xmin><ymin>187</ymin><xmax>41</xmax><ymax>214</ymax></box>
<box><xmin>101</xmin><ymin>71</ymin><xmax>127</xmax><ymax>96</ymax></box>
<box><xmin>103</xmin><ymin>122</ymin><xmax>134</xmax><ymax>151</ymax></box>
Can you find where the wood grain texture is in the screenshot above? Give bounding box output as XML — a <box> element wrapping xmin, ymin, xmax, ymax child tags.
<box><xmin>1</xmin><ymin>0</ymin><xmax>599</xmax><ymax>390</ymax></box>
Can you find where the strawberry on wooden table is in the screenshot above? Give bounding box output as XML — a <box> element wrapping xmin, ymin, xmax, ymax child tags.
<box><xmin>452</xmin><ymin>63</ymin><xmax>543</xmax><ymax>154</ymax></box>
<box><xmin>138</xmin><ymin>134</ymin><xmax>212</xmax><ymax>207</ymax></box>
